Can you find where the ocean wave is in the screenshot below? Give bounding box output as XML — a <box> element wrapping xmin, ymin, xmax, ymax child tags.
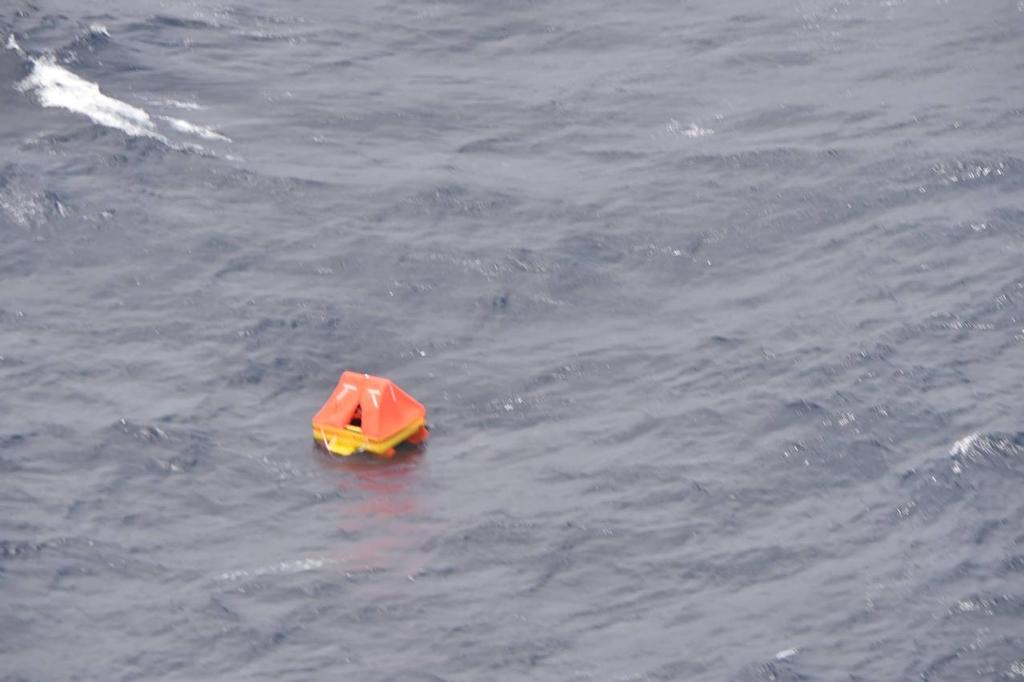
<box><xmin>218</xmin><ymin>557</ymin><xmax>332</xmax><ymax>581</ymax></box>
<box><xmin>664</xmin><ymin>118</ymin><xmax>714</xmax><ymax>138</ymax></box>
<box><xmin>15</xmin><ymin>52</ymin><xmax>166</xmax><ymax>140</ymax></box>
<box><xmin>6</xmin><ymin>33</ymin><xmax>229</xmax><ymax>148</ymax></box>
<box><xmin>895</xmin><ymin>432</ymin><xmax>1024</xmax><ymax>522</ymax></box>
<box><xmin>0</xmin><ymin>166</ymin><xmax>69</xmax><ymax>227</ymax></box>
<box><xmin>949</xmin><ymin>431</ymin><xmax>1024</xmax><ymax>470</ymax></box>
<box><xmin>158</xmin><ymin>115</ymin><xmax>231</xmax><ymax>142</ymax></box>
<box><xmin>148</xmin><ymin>98</ymin><xmax>203</xmax><ymax>110</ymax></box>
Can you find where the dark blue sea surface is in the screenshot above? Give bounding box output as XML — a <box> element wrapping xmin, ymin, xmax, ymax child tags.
<box><xmin>3</xmin><ymin>1</ymin><xmax>1024</xmax><ymax>680</ymax></box>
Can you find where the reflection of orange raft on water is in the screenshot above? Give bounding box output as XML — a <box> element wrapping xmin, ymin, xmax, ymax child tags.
<box><xmin>312</xmin><ymin>371</ymin><xmax>429</xmax><ymax>457</ymax></box>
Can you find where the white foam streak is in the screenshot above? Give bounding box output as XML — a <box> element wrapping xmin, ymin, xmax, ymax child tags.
<box><xmin>16</xmin><ymin>56</ymin><xmax>168</xmax><ymax>141</ymax></box>
<box><xmin>666</xmin><ymin>118</ymin><xmax>714</xmax><ymax>138</ymax></box>
<box><xmin>159</xmin><ymin>115</ymin><xmax>231</xmax><ymax>142</ymax></box>
<box><xmin>158</xmin><ymin>98</ymin><xmax>203</xmax><ymax>110</ymax></box>
<box><xmin>13</xmin><ymin>50</ymin><xmax>231</xmax><ymax>148</ymax></box>
<box><xmin>218</xmin><ymin>557</ymin><xmax>331</xmax><ymax>581</ymax></box>
<box><xmin>950</xmin><ymin>432</ymin><xmax>980</xmax><ymax>457</ymax></box>
<box><xmin>6</xmin><ymin>34</ymin><xmax>24</xmax><ymax>54</ymax></box>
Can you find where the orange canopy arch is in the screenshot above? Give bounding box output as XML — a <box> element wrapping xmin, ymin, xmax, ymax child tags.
<box><xmin>312</xmin><ymin>371</ymin><xmax>427</xmax><ymax>456</ymax></box>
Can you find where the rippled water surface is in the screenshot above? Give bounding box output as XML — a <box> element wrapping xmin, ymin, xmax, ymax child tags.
<box><xmin>3</xmin><ymin>1</ymin><xmax>1024</xmax><ymax>680</ymax></box>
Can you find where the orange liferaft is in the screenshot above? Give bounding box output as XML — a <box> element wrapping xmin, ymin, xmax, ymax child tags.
<box><xmin>311</xmin><ymin>371</ymin><xmax>428</xmax><ymax>457</ymax></box>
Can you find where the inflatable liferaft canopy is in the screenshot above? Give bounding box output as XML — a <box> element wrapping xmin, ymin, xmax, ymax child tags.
<box><xmin>312</xmin><ymin>371</ymin><xmax>428</xmax><ymax>457</ymax></box>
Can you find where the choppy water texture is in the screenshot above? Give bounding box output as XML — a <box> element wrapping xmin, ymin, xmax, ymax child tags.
<box><xmin>3</xmin><ymin>1</ymin><xmax>1024</xmax><ymax>680</ymax></box>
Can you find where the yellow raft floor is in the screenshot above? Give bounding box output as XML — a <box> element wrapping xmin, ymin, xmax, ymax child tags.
<box><xmin>312</xmin><ymin>418</ymin><xmax>425</xmax><ymax>457</ymax></box>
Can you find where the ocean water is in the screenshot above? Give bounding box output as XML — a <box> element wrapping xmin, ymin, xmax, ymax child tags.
<box><xmin>2</xmin><ymin>1</ymin><xmax>1024</xmax><ymax>680</ymax></box>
